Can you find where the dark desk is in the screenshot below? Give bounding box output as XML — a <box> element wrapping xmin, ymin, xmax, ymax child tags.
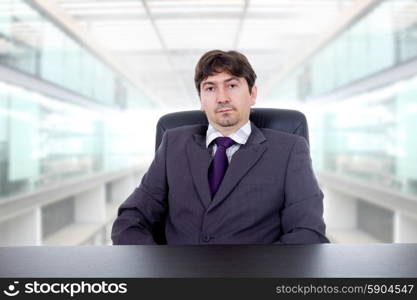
<box><xmin>1</xmin><ymin>244</ymin><xmax>417</xmax><ymax>278</ymax></box>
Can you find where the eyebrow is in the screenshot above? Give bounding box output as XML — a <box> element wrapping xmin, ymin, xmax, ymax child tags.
<box><xmin>201</xmin><ymin>76</ymin><xmax>240</xmax><ymax>88</ymax></box>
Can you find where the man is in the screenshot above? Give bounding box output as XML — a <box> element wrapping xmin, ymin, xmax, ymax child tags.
<box><xmin>111</xmin><ymin>50</ymin><xmax>328</xmax><ymax>245</ymax></box>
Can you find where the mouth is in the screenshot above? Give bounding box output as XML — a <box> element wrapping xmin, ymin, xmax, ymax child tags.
<box><xmin>217</xmin><ymin>108</ymin><xmax>234</xmax><ymax>113</ymax></box>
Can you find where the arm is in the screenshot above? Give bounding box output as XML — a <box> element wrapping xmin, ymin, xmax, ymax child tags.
<box><xmin>277</xmin><ymin>136</ymin><xmax>329</xmax><ymax>244</ymax></box>
<box><xmin>111</xmin><ymin>132</ymin><xmax>169</xmax><ymax>245</ymax></box>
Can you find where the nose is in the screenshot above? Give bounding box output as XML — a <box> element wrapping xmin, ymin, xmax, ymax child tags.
<box><xmin>216</xmin><ymin>86</ymin><xmax>230</xmax><ymax>103</ymax></box>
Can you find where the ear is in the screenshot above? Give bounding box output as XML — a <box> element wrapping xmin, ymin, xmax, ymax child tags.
<box><xmin>249</xmin><ymin>85</ymin><xmax>257</xmax><ymax>106</ymax></box>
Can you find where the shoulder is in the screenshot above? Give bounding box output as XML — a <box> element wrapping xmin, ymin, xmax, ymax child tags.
<box><xmin>164</xmin><ymin>124</ymin><xmax>207</xmax><ymax>137</ymax></box>
<box><xmin>156</xmin><ymin>124</ymin><xmax>206</xmax><ymax>154</ymax></box>
<box><xmin>161</xmin><ymin>124</ymin><xmax>207</xmax><ymax>148</ymax></box>
<box><xmin>257</xmin><ymin>128</ymin><xmax>309</xmax><ymax>156</ymax></box>
<box><xmin>260</xmin><ymin>128</ymin><xmax>306</xmax><ymax>144</ymax></box>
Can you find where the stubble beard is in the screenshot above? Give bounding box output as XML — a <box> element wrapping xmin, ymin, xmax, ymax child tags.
<box><xmin>216</xmin><ymin>113</ymin><xmax>239</xmax><ymax>127</ymax></box>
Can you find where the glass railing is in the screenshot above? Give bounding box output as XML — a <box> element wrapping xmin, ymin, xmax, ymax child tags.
<box><xmin>268</xmin><ymin>0</ymin><xmax>417</xmax><ymax>101</ymax></box>
<box><xmin>0</xmin><ymin>81</ymin><xmax>156</xmax><ymax>200</ymax></box>
<box><xmin>0</xmin><ymin>0</ymin><xmax>151</xmax><ymax>109</ymax></box>
<box><xmin>308</xmin><ymin>75</ymin><xmax>417</xmax><ymax>197</ymax></box>
<box><xmin>266</xmin><ymin>0</ymin><xmax>417</xmax><ymax>199</ymax></box>
<box><xmin>0</xmin><ymin>0</ymin><xmax>158</xmax><ymax>201</ymax></box>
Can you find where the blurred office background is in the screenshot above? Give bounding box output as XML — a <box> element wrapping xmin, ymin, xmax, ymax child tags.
<box><xmin>1</xmin><ymin>0</ymin><xmax>417</xmax><ymax>246</ymax></box>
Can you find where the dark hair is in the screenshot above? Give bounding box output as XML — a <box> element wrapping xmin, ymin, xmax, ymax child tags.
<box><xmin>194</xmin><ymin>50</ymin><xmax>257</xmax><ymax>96</ymax></box>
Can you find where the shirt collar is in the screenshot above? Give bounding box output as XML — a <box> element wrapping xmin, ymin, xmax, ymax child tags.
<box><xmin>206</xmin><ymin>121</ymin><xmax>252</xmax><ymax>148</ymax></box>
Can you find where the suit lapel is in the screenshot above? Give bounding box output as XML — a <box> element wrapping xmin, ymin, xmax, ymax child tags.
<box><xmin>209</xmin><ymin>124</ymin><xmax>267</xmax><ymax>210</ymax></box>
<box><xmin>186</xmin><ymin>130</ymin><xmax>212</xmax><ymax>210</ymax></box>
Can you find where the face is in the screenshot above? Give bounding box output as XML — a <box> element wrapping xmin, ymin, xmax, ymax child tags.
<box><xmin>199</xmin><ymin>71</ymin><xmax>257</xmax><ymax>132</ymax></box>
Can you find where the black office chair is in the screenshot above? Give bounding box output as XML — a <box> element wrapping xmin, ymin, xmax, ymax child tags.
<box><xmin>152</xmin><ymin>108</ymin><xmax>309</xmax><ymax>244</ymax></box>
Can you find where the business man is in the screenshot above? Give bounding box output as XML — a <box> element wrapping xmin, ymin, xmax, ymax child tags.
<box><xmin>112</xmin><ymin>50</ymin><xmax>328</xmax><ymax>245</ymax></box>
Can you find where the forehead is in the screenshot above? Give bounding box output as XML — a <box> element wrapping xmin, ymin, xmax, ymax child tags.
<box><xmin>201</xmin><ymin>72</ymin><xmax>242</xmax><ymax>85</ymax></box>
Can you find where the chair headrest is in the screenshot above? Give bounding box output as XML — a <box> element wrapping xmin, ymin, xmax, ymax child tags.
<box><xmin>155</xmin><ymin>108</ymin><xmax>309</xmax><ymax>150</ymax></box>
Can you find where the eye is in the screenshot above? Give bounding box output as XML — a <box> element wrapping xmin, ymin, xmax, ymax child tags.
<box><xmin>228</xmin><ymin>83</ymin><xmax>238</xmax><ymax>89</ymax></box>
<box><xmin>205</xmin><ymin>86</ymin><xmax>214</xmax><ymax>92</ymax></box>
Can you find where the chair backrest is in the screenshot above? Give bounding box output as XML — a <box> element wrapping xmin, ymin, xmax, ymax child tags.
<box><xmin>155</xmin><ymin>108</ymin><xmax>309</xmax><ymax>151</ymax></box>
<box><xmin>151</xmin><ymin>107</ymin><xmax>309</xmax><ymax>244</ymax></box>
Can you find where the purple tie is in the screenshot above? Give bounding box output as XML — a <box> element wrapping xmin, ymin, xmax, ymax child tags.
<box><xmin>208</xmin><ymin>137</ymin><xmax>236</xmax><ymax>197</ymax></box>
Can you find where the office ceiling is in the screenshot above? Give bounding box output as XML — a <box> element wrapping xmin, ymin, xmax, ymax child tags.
<box><xmin>56</xmin><ymin>0</ymin><xmax>356</xmax><ymax>108</ymax></box>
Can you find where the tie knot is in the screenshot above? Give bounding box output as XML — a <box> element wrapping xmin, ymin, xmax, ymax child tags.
<box><xmin>215</xmin><ymin>137</ymin><xmax>235</xmax><ymax>149</ymax></box>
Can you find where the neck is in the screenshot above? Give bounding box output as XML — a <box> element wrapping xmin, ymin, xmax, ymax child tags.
<box><xmin>212</xmin><ymin>121</ymin><xmax>248</xmax><ymax>136</ymax></box>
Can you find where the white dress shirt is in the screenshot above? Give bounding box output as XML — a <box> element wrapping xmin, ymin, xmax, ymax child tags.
<box><xmin>205</xmin><ymin>121</ymin><xmax>251</xmax><ymax>163</ymax></box>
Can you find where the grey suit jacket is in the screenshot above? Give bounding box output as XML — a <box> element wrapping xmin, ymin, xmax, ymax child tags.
<box><xmin>111</xmin><ymin>123</ymin><xmax>329</xmax><ymax>245</ymax></box>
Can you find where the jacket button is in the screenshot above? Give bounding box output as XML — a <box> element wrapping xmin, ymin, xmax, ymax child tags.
<box><xmin>203</xmin><ymin>236</ymin><xmax>212</xmax><ymax>242</ymax></box>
